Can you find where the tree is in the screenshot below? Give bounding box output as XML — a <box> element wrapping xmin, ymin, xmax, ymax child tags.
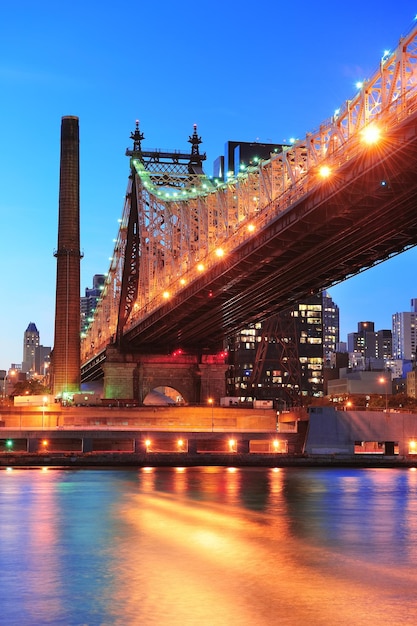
<box><xmin>11</xmin><ymin>379</ymin><xmax>51</xmax><ymax>397</ymax></box>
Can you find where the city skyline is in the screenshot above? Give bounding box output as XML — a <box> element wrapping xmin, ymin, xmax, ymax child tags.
<box><xmin>1</xmin><ymin>1</ymin><xmax>417</xmax><ymax>370</ymax></box>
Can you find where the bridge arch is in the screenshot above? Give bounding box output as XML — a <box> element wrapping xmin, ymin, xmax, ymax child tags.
<box><xmin>137</xmin><ymin>365</ymin><xmax>195</xmax><ymax>405</ymax></box>
<box><xmin>143</xmin><ymin>386</ymin><xmax>185</xmax><ymax>406</ymax></box>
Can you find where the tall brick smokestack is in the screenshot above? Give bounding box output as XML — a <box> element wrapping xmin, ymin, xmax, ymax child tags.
<box><xmin>52</xmin><ymin>116</ymin><xmax>82</xmax><ymax>398</ymax></box>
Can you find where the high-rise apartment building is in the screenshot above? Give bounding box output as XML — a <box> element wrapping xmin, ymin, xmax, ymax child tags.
<box><xmin>322</xmin><ymin>291</ymin><xmax>339</xmax><ymax>363</ymax></box>
<box><xmin>368</xmin><ymin>329</ymin><xmax>392</xmax><ymax>361</ymax></box>
<box><xmin>34</xmin><ymin>345</ymin><xmax>51</xmax><ymax>378</ymax></box>
<box><xmin>347</xmin><ymin>321</ymin><xmax>392</xmax><ymax>369</ymax></box>
<box><xmin>347</xmin><ymin>321</ymin><xmax>375</xmax><ymax>354</ymax></box>
<box><xmin>392</xmin><ymin>299</ymin><xmax>417</xmax><ymax>362</ymax></box>
<box><xmin>80</xmin><ymin>274</ymin><xmax>105</xmax><ymax>334</ymax></box>
<box><xmin>226</xmin><ymin>293</ymin><xmax>324</xmax><ymax>405</ymax></box>
<box><xmin>22</xmin><ymin>322</ymin><xmax>40</xmax><ymax>373</ymax></box>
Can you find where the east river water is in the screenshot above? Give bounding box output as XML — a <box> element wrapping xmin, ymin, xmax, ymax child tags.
<box><xmin>1</xmin><ymin>466</ymin><xmax>417</xmax><ymax>626</ymax></box>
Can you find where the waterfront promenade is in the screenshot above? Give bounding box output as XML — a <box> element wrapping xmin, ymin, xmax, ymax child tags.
<box><xmin>0</xmin><ymin>404</ymin><xmax>280</xmax><ymax>431</ymax></box>
<box><xmin>2</xmin><ymin>405</ymin><xmax>417</xmax><ymax>468</ymax></box>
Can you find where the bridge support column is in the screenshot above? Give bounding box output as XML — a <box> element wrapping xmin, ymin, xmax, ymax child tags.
<box><xmin>103</xmin><ymin>359</ymin><xmax>137</xmax><ymax>401</ymax></box>
<box><xmin>198</xmin><ymin>362</ymin><xmax>229</xmax><ymax>403</ymax></box>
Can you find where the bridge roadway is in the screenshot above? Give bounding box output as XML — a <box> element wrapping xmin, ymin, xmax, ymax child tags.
<box><xmin>121</xmin><ymin>110</ymin><xmax>417</xmax><ymax>353</ymax></box>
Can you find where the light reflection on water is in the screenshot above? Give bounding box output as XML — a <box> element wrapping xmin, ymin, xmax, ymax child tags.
<box><xmin>1</xmin><ymin>467</ymin><xmax>417</xmax><ymax>625</ymax></box>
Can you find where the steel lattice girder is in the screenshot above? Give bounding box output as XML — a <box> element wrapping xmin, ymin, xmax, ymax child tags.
<box><xmin>81</xmin><ymin>22</ymin><xmax>417</xmax><ymax>364</ymax></box>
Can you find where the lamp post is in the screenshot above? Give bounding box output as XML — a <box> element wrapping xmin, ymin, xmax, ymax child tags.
<box><xmin>379</xmin><ymin>376</ymin><xmax>388</xmax><ymax>412</ymax></box>
<box><xmin>43</xmin><ymin>361</ymin><xmax>50</xmax><ymax>386</ymax></box>
<box><xmin>208</xmin><ymin>398</ymin><xmax>214</xmax><ymax>432</ymax></box>
<box><xmin>42</xmin><ymin>396</ymin><xmax>48</xmax><ymax>429</ymax></box>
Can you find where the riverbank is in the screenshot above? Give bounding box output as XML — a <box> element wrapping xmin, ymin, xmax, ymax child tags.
<box><xmin>1</xmin><ymin>452</ymin><xmax>417</xmax><ymax>468</ymax></box>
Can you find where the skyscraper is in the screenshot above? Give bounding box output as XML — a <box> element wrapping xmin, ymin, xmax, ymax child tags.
<box><xmin>392</xmin><ymin>299</ymin><xmax>417</xmax><ymax>362</ymax></box>
<box><xmin>226</xmin><ymin>293</ymin><xmax>324</xmax><ymax>405</ymax></box>
<box><xmin>347</xmin><ymin>321</ymin><xmax>392</xmax><ymax>369</ymax></box>
<box><xmin>322</xmin><ymin>291</ymin><xmax>339</xmax><ymax>364</ymax></box>
<box><xmin>22</xmin><ymin>322</ymin><xmax>39</xmax><ymax>373</ymax></box>
<box><xmin>347</xmin><ymin>321</ymin><xmax>375</xmax><ymax>354</ymax></box>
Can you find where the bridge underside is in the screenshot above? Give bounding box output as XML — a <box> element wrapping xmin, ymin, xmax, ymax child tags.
<box><xmin>122</xmin><ymin>112</ymin><xmax>417</xmax><ymax>352</ymax></box>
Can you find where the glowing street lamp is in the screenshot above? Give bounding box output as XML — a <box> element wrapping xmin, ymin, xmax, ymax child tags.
<box><xmin>228</xmin><ymin>438</ymin><xmax>237</xmax><ymax>453</ymax></box>
<box><xmin>379</xmin><ymin>376</ymin><xmax>389</xmax><ymax>412</ymax></box>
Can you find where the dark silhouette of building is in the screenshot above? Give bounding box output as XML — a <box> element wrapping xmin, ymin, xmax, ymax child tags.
<box><xmin>213</xmin><ymin>140</ymin><xmax>288</xmax><ymax>180</ymax></box>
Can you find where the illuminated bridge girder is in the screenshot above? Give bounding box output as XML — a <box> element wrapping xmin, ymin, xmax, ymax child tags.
<box><xmin>81</xmin><ymin>23</ymin><xmax>417</xmax><ymax>370</ymax></box>
<box><xmin>119</xmin><ymin>117</ymin><xmax>417</xmax><ymax>353</ymax></box>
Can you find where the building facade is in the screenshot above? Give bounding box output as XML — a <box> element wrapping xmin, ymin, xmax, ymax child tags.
<box><xmin>80</xmin><ymin>274</ymin><xmax>105</xmax><ymax>335</ymax></box>
<box><xmin>34</xmin><ymin>345</ymin><xmax>51</xmax><ymax>378</ymax></box>
<box><xmin>226</xmin><ymin>293</ymin><xmax>324</xmax><ymax>406</ymax></box>
<box><xmin>347</xmin><ymin>321</ymin><xmax>392</xmax><ymax>369</ymax></box>
<box><xmin>392</xmin><ymin>307</ymin><xmax>417</xmax><ymax>361</ymax></box>
<box><xmin>322</xmin><ymin>291</ymin><xmax>339</xmax><ymax>364</ymax></box>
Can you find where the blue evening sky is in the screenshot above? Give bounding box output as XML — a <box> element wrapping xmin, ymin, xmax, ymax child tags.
<box><xmin>1</xmin><ymin>1</ymin><xmax>416</xmax><ymax>370</ymax></box>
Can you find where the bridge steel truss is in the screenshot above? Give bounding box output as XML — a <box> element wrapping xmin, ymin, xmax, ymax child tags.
<box><xmin>81</xmin><ymin>23</ymin><xmax>417</xmax><ymax>369</ymax></box>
